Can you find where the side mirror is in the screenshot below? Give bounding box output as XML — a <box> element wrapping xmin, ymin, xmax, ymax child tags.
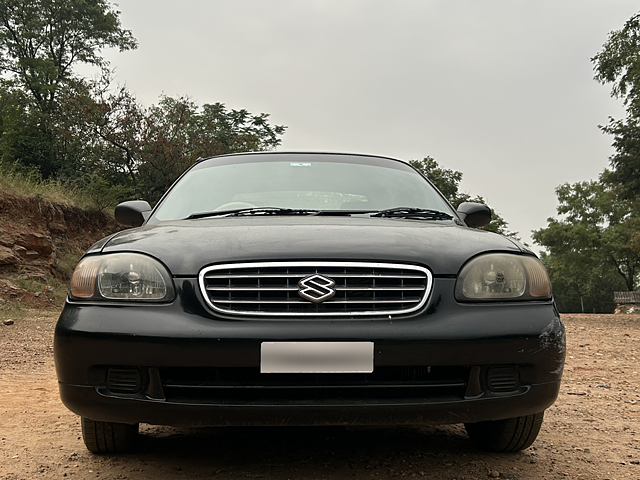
<box><xmin>115</xmin><ymin>200</ymin><xmax>152</xmax><ymax>227</ymax></box>
<box><xmin>457</xmin><ymin>202</ymin><xmax>492</xmax><ymax>228</ymax></box>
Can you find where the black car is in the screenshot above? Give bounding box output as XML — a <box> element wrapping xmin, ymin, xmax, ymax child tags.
<box><xmin>54</xmin><ymin>152</ymin><xmax>565</xmax><ymax>454</ymax></box>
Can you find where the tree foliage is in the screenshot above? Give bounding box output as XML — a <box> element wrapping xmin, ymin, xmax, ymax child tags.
<box><xmin>592</xmin><ymin>12</ymin><xmax>640</xmax><ymax>201</ymax></box>
<box><xmin>0</xmin><ymin>84</ymin><xmax>55</xmax><ymax>169</ymax></box>
<box><xmin>533</xmin><ymin>176</ymin><xmax>640</xmax><ymax>312</ymax></box>
<box><xmin>0</xmin><ymin>0</ymin><xmax>137</xmax><ymax>181</ymax></box>
<box><xmin>538</xmin><ymin>250</ymin><xmax>625</xmax><ymax>313</ymax></box>
<box><xmin>52</xmin><ymin>77</ymin><xmax>287</xmax><ymax>202</ymax></box>
<box><xmin>410</xmin><ymin>156</ymin><xmax>462</xmax><ymax>202</ymax></box>
<box><xmin>0</xmin><ymin>0</ymin><xmax>137</xmax><ymax>114</ymax></box>
<box><xmin>599</xmin><ymin>117</ymin><xmax>640</xmax><ymax>200</ymax></box>
<box><xmin>0</xmin><ymin>1</ymin><xmax>287</xmax><ymax>209</ymax></box>
<box><xmin>592</xmin><ymin>13</ymin><xmax>640</xmax><ymax>112</ymax></box>
<box><xmin>409</xmin><ymin>157</ymin><xmax>518</xmax><ymax>238</ymax></box>
<box><xmin>530</xmin><ymin>12</ymin><xmax>640</xmax><ymax>312</ymax></box>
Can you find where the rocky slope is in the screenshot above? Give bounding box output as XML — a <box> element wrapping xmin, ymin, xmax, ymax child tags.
<box><xmin>0</xmin><ymin>191</ymin><xmax>121</xmax><ymax>305</ymax></box>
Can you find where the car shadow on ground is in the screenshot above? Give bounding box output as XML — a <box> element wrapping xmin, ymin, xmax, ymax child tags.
<box><xmin>126</xmin><ymin>424</ymin><xmax>519</xmax><ymax>478</ymax></box>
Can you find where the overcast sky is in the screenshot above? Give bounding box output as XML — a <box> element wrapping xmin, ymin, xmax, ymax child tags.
<box><xmin>92</xmin><ymin>0</ymin><xmax>638</xmax><ymax>248</ymax></box>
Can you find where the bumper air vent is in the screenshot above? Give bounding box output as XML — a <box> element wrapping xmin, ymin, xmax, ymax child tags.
<box><xmin>106</xmin><ymin>367</ymin><xmax>141</xmax><ymax>394</ymax></box>
<box><xmin>487</xmin><ymin>365</ymin><xmax>520</xmax><ymax>393</ymax></box>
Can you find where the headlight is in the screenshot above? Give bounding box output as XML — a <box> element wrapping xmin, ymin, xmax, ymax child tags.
<box><xmin>70</xmin><ymin>253</ymin><xmax>175</xmax><ymax>302</ymax></box>
<box><xmin>455</xmin><ymin>253</ymin><xmax>551</xmax><ymax>302</ymax></box>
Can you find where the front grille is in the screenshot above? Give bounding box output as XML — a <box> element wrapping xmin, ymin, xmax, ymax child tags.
<box><xmin>198</xmin><ymin>262</ymin><xmax>432</xmax><ymax>317</ymax></box>
<box><xmin>160</xmin><ymin>366</ymin><xmax>469</xmax><ymax>405</ymax></box>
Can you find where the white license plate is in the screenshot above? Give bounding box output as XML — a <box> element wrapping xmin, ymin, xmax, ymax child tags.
<box><xmin>260</xmin><ymin>342</ymin><xmax>374</xmax><ymax>373</ymax></box>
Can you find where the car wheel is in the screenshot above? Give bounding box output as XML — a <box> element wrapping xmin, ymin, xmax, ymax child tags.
<box><xmin>81</xmin><ymin>417</ymin><xmax>139</xmax><ymax>453</ymax></box>
<box><xmin>464</xmin><ymin>412</ymin><xmax>544</xmax><ymax>452</ymax></box>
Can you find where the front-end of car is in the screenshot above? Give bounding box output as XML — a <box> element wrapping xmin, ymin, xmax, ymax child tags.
<box><xmin>53</xmin><ymin>152</ymin><xmax>565</xmax><ymax>454</ymax></box>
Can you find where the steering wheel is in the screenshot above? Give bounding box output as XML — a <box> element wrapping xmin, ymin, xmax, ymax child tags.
<box><xmin>214</xmin><ymin>202</ymin><xmax>257</xmax><ymax>211</ymax></box>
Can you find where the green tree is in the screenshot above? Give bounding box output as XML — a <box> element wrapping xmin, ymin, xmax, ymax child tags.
<box><xmin>0</xmin><ymin>0</ymin><xmax>136</xmax><ymax>114</ymax></box>
<box><xmin>56</xmin><ymin>79</ymin><xmax>287</xmax><ymax>203</ymax></box>
<box><xmin>0</xmin><ymin>84</ymin><xmax>55</xmax><ymax>170</ymax></box>
<box><xmin>0</xmin><ymin>0</ymin><xmax>136</xmax><ymax>179</ymax></box>
<box><xmin>592</xmin><ymin>12</ymin><xmax>640</xmax><ymax>200</ymax></box>
<box><xmin>410</xmin><ymin>156</ymin><xmax>462</xmax><ymax>202</ymax></box>
<box><xmin>409</xmin><ymin>157</ymin><xmax>518</xmax><ymax>238</ymax></box>
<box><xmin>539</xmin><ymin>10</ymin><xmax>640</xmax><ymax>313</ymax></box>
<box><xmin>593</xmin><ymin>13</ymin><xmax>640</xmax><ymax>113</ymax></box>
<box><xmin>598</xmin><ymin>117</ymin><xmax>640</xmax><ymax>200</ymax></box>
<box><xmin>53</xmin><ymin>78</ymin><xmax>146</xmax><ymax>190</ymax></box>
<box><xmin>533</xmin><ymin>176</ymin><xmax>640</xmax><ymax>312</ymax></box>
<box><xmin>538</xmin><ymin>250</ymin><xmax>625</xmax><ymax>313</ymax></box>
<box><xmin>139</xmin><ymin>96</ymin><xmax>286</xmax><ymax>200</ymax></box>
<box><xmin>0</xmin><ymin>1</ymin><xmax>289</xmax><ymax>210</ymax></box>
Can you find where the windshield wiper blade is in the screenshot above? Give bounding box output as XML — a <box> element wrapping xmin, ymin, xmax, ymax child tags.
<box><xmin>370</xmin><ymin>207</ymin><xmax>454</xmax><ymax>220</ymax></box>
<box><xmin>186</xmin><ymin>207</ymin><xmax>321</xmax><ymax>219</ymax></box>
<box><xmin>187</xmin><ymin>207</ymin><xmax>453</xmax><ymax>220</ymax></box>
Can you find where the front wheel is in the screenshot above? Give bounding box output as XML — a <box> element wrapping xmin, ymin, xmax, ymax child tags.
<box><xmin>464</xmin><ymin>412</ymin><xmax>544</xmax><ymax>452</ymax></box>
<box><xmin>81</xmin><ymin>417</ymin><xmax>139</xmax><ymax>453</ymax></box>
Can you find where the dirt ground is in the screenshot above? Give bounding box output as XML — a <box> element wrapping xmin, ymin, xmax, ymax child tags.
<box><xmin>0</xmin><ymin>313</ymin><xmax>638</xmax><ymax>480</ymax></box>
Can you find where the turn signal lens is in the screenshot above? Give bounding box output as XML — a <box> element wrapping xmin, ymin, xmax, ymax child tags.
<box><xmin>522</xmin><ymin>256</ymin><xmax>551</xmax><ymax>297</ymax></box>
<box><xmin>70</xmin><ymin>257</ymin><xmax>100</xmax><ymax>297</ymax></box>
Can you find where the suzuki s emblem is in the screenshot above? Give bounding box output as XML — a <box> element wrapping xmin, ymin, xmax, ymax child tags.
<box><xmin>298</xmin><ymin>274</ymin><xmax>336</xmax><ymax>303</ymax></box>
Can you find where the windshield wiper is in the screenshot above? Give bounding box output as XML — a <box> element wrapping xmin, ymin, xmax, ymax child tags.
<box><xmin>370</xmin><ymin>207</ymin><xmax>454</xmax><ymax>220</ymax></box>
<box><xmin>187</xmin><ymin>206</ymin><xmax>454</xmax><ymax>220</ymax></box>
<box><xmin>186</xmin><ymin>207</ymin><xmax>322</xmax><ymax>219</ymax></box>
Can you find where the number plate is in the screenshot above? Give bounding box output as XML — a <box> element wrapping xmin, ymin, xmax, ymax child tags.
<box><xmin>260</xmin><ymin>342</ymin><xmax>374</xmax><ymax>373</ymax></box>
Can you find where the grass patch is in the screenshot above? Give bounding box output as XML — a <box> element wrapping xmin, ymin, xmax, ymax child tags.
<box><xmin>0</xmin><ymin>304</ymin><xmax>61</xmax><ymax>322</ymax></box>
<box><xmin>14</xmin><ymin>275</ymin><xmax>68</xmax><ymax>305</ymax></box>
<box><xmin>0</xmin><ymin>162</ymin><xmax>103</xmax><ymax>210</ymax></box>
<box><xmin>55</xmin><ymin>244</ymin><xmax>85</xmax><ymax>281</ymax></box>
<box><xmin>1</xmin><ymin>270</ymin><xmax>69</xmax><ymax>317</ymax></box>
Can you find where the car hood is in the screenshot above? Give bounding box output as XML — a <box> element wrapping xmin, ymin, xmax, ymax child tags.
<box><xmin>95</xmin><ymin>216</ymin><xmax>524</xmax><ymax>275</ymax></box>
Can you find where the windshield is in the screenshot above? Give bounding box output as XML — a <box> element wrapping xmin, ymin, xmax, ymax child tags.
<box><xmin>151</xmin><ymin>154</ymin><xmax>453</xmax><ymax>221</ymax></box>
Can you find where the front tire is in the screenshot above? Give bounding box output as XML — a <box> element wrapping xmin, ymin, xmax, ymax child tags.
<box><xmin>81</xmin><ymin>417</ymin><xmax>139</xmax><ymax>453</ymax></box>
<box><xmin>464</xmin><ymin>412</ymin><xmax>544</xmax><ymax>452</ymax></box>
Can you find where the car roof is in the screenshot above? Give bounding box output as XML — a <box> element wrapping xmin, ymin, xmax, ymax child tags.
<box><xmin>195</xmin><ymin>151</ymin><xmax>410</xmax><ymax>166</ymax></box>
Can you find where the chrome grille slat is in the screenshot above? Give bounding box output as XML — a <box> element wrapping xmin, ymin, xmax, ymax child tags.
<box><xmin>198</xmin><ymin>261</ymin><xmax>433</xmax><ymax>317</ymax></box>
<box><xmin>205</xmin><ymin>274</ymin><xmax>426</xmax><ymax>279</ymax></box>
<box><xmin>212</xmin><ymin>299</ymin><xmax>423</xmax><ymax>304</ymax></box>
<box><xmin>207</xmin><ymin>286</ymin><xmax>299</xmax><ymax>291</ymax></box>
<box><xmin>206</xmin><ymin>286</ymin><xmax>426</xmax><ymax>292</ymax></box>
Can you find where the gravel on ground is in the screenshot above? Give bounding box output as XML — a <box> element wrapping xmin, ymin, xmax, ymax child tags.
<box><xmin>0</xmin><ymin>313</ymin><xmax>638</xmax><ymax>480</ymax></box>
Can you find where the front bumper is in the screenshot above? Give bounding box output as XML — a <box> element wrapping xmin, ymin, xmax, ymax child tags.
<box><xmin>54</xmin><ymin>278</ymin><xmax>565</xmax><ymax>426</ymax></box>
